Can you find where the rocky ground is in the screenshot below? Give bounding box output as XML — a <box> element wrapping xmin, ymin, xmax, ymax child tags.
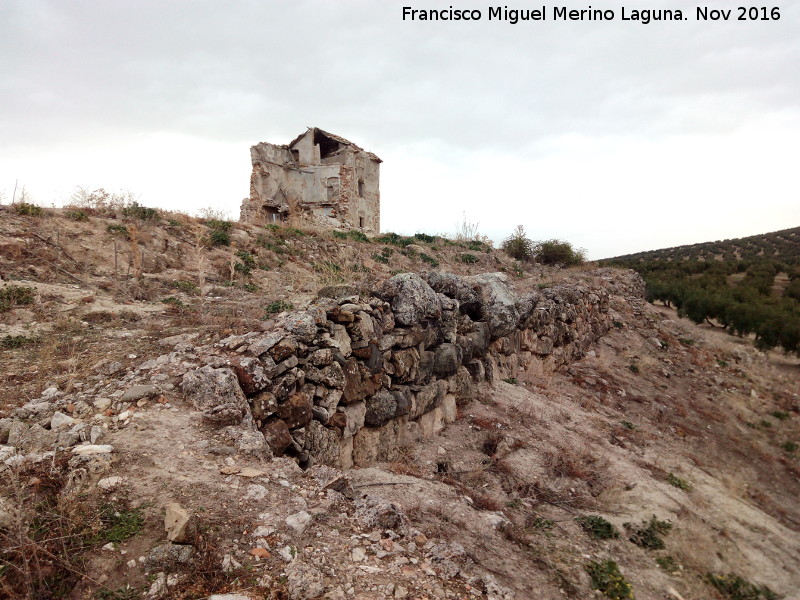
<box><xmin>1</xmin><ymin>205</ymin><xmax>799</xmax><ymax>600</ymax></box>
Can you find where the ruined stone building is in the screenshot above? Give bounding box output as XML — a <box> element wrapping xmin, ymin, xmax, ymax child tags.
<box><xmin>240</xmin><ymin>128</ymin><xmax>381</xmax><ymax>233</ymax></box>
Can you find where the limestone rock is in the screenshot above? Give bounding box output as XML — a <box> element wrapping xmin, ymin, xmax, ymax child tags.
<box><xmin>463</xmin><ymin>272</ymin><xmax>521</xmax><ymax>337</ymax></box>
<box><xmin>378</xmin><ymin>273</ymin><xmax>441</xmax><ymax>326</ymax></box>
<box><xmin>285</xmin><ymin>311</ymin><xmax>317</xmax><ymax>342</ymax></box>
<box><xmin>230</xmin><ymin>356</ymin><xmax>276</xmax><ymax>395</ymax></box>
<box><xmin>364</xmin><ymin>391</ymin><xmax>397</xmax><ymax>427</ymax></box>
<box><xmin>303</xmin><ymin>420</ymin><xmax>340</xmax><ymax>466</ymax></box>
<box><xmin>164</xmin><ymin>502</ymin><xmax>191</xmax><ymax>543</ymax></box>
<box><xmin>50</xmin><ymin>411</ymin><xmax>78</xmax><ymax>430</ymax></box>
<box><xmin>180</xmin><ymin>366</ymin><xmax>248</xmax><ymax>425</ymax></box>
<box><xmin>285</xmin><ymin>560</ymin><xmax>324</xmax><ymax>599</ymax></box>
<box><xmin>121</xmin><ymin>384</ymin><xmax>159</xmax><ymax>403</ymax></box>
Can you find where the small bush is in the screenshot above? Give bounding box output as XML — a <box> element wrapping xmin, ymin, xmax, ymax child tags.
<box><xmin>534</xmin><ymin>239</ymin><xmax>586</xmax><ymax>267</ymax></box>
<box><xmin>625</xmin><ymin>515</ymin><xmax>672</xmax><ymax>550</ymax></box>
<box><xmin>208</xmin><ymin>230</ymin><xmax>230</xmax><ymax>246</ymax></box>
<box><xmin>13</xmin><ymin>202</ymin><xmax>43</xmax><ymax>216</ymax></box>
<box><xmin>1</xmin><ymin>334</ymin><xmax>38</xmax><ymax>349</ymax></box>
<box><xmin>656</xmin><ymin>556</ymin><xmax>679</xmax><ymax>573</ymax></box>
<box><xmin>375</xmin><ymin>232</ymin><xmax>414</xmax><ymax>247</ymax></box>
<box><xmin>620</xmin><ymin>421</ymin><xmax>636</xmax><ymax>430</ymax></box>
<box><xmin>666</xmin><ymin>473</ymin><xmax>692</xmax><ymax>491</ymax></box>
<box><xmin>706</xmin><ymin>572</ymin><xmax>779</xmax><ymax>600</ymax></box>
<box><xmin>769</xmin><ymin>411</ymin><xmax>790</xmax><ymax>421</ymax></box>
<box><xmin>347</xmin><ymin>230</ymin><xmax>369</xmax><ymax>243</ymax></box>
<box><xmin>372</xmin><ymin>253</ymin><xmax>389</xmax><ymax>264</ymax></box>
<box><xmin>106</xmin><ymin>224</ymin><xmax>129</xmax><ymax>237</ymax></box>
<box><xmin>460</xmin><ymin>253</ymin><xmax>478</xmax><ymax>264</ymax></box>
<box><xmin>628</xmin><ymin>364</ymin><xmax>640</xmax><ymax>374</ymax></box>
<box><xmin>332</xmin><ymin>231</ymin><xmax>348</xmax><ymax>240</ymax></box>
<box><xmin>206</xmin><ymin>219</ymin><xmax>232</xmax><ymax>232</ymax></box>
<box><xmin>585</xmin><ymin>560</ymin><xmax>634</xmax><ymax>600</ymax></box>
<box><xmin>174</xmin><ymin>280</ymin><xmax>199</xmax><ymax>295</ymax></box>
<box><xmin>0</xmin><ymin>285</ymin><xmax>35</xmax><ymax>312</ymax></box>
<box><xmin>265</xmin><ymin>300</ymin><xmax>293</xmax><ymax>315</ymax></box>
<box><xmin>502</xmin><ymin>377</ymin><xmax>518</xmax><ymax>385</ymax></box>
<box><xmin>414</xmin><ymin>232</ymin><xmax>436</xmax><ymax>243</ymax></box>
<box><xmin>678</xmin><ymin>337</ymin><xmax>695</xmax><ymax>347</ymax></box>
<box><xmin>781</xmin><ymin>441</ymin><xmax>797</xmax><ymax>453</ymax></box>
<box><xmin>122</xmin><ymin>202</ymin><xmax>158</xmax><ymax>221</ymax></box>
<box><xmin>576</xmin><ymin>515</ymin><xmax>620</xmax><ymax>540</ymax></box>
<box><xmin>419</xmin><ymin>253</ymin><xmax>439</xmax><ymax>267</ymax></box>
<box><xmin>502</xmin><ymin>225</ymin><xmax>535</xmax><ymax>261</ymax></box>
<box><xmin>234</xmin><ymin>250</ymin><xmax>256</xmax><ymax>275</ymax></box>
<box><xmin>66</xmin><ymin>209</ymin><xmax>89</xmax><ymax>221</ymax></box>
<box><xmin>94</xmin><ymin>505</ymin><xmax>144</xmax><ymax>544</ymax></box>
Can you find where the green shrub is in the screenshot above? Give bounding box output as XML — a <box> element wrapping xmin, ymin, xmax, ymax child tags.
<box><xmin>666</xmin><ymin>473</ymin><xmax>692</xmax><ymax>491</ymax></box>
<box><xmin>106</xmin><ymin>224</ymin><xmax>129</xmax><ymax>237</ymax></box>
<box><xmin>0</xmin><ymin>285</ymin><xmax>35</xmax><ymax>312</ymax></box>
<box><xmin>534</xmin><ymin>239</ymin><xmax>586</xmax><ymax>267</ymax></box>
<box><xmin>585</xmin><ymin>560</ymin><xmax>634</xmax><ymax>600</ymax></box>
<box><xmin>502</xmin><ymin>225</ymin><xmax>535</xmax><ymax>261</ymax></box>
<box><xmin>781</xmin><ymin>441</ymin><xmax>797</xmax><ymax>453</ymax></box>
<box><xmin>460</xmin><ymin>253</ymin><xmax>478</xmax><ymax>264</ymax></box>
<box><xmin>628</xmin><ymin>364</ymin><xmax>640</xmax><ymax>374</ymax></box>
<box><xmin>620</xmin><ymin>421</ymin><xmax>636</xmax><ymax>430</ymax></box>
<box><xmin>375</xmin><ymin>232</ymin><xmax>413</xmax><ymax>247</ymax></box>
<box><xmin>206</xmin><ymin>219</ymin><xmax>232</xmax><ymax>232</ymax></box>
<box><xmin>414</xmin><ymin>232</ymin><xmax>436</xmax><ymax>243</ymax></box>
<box><xmin>705</xmin><ymin>573</ymin><xmax>779</xmax><ymax>600</ymax></box>
<box><xmin>332</xmin><ymin>231</ymin><xmax>348</xmax><ymax>240</ymax></box>
<box><xmin>234</xmin><ymin>250</ymin><xmax>256</xmax><ymax>275</ymax></box>
<box><xmin>372</xmin><ymin>253</ymin><xmax>389</xmax><ymax>264</ymax></box>
<box><xmin>174</xmin><ymin>280</ymin><xmax>199</xmax><ymax>295</ymax></box>
<box><xmin>122</xmin><ymin>202</ymin><xmax>158</xmax><ymax>221</ymax></box>
<box><xmin>1</xmin><ymin>335</ymin><xmax>38</xmax><ymax>349</ymax></box>
<box><xmin>347</xmin><ymin>230</ymin><xmax>369</xmax><ymax>243</ymax></box>
<box><xmin>419</xmin><ymin>253</ymin><xmax>439</xmax><ymax>267</ymax></box>
<box><xmin>576</xmin><ymin>515</ymin><xmax>620</xmax><ymax>540</ymax></box>
<box><xmin>625</xmin><ymin>516</ymin><xmax>672</xmax><ymax>550</ymax></box>
<box><xmin>265</xmin><ymin>300</ymin><xmax>293</xmax><ymax>315</ymax></box>
<box><xmin>13</xmin><ymin>202</ymin><xmax>43</xmax><ymax>216</ymax></box>
<box><xmin>94</xmin><ymin>505</ymin><xmax>144</xmax><ymax>544</ymax></box>
<box><xmin>66</xmin><ymin>209</ymin><xmax>89</xmax><ymax>221</ymax></box>
<box><xmin>656</xmin><ymin>556</ymin><xmax>679</xmax><ymax>573</ymax></box>
<box><xmin>209</xmin><ymin>230</ymin><xmax>230</xmax><ymax>246</ymax></box>
<box><xmin>769</xmin><ymin>411</ymin><xmax>790</xmax><ymax>421</ymax></box>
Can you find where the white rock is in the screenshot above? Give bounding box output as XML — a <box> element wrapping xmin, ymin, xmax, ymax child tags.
<box><xmin>93</xmin><ymin>398</ymin><xmax>112</xmax><ymax>410</ymax></box>
<box><xmin>50</xmin><ymin>411</ymin><xmax>77</xmax><ymax>430</ymax></box>
<box><xmin>351</xmin><ymin>547</ymin><xmax>367</xmax><ymax>562</ymax></box>
<box><xmin>285</xmin><ymin>510</ymin><xmax>312</xmax><ymax>534</ymax></box>
<box><xmin>72</xmin><ymin>444</ymin><xmax>113</xmax><ymax>455</ymax></box>
<box><xmin>97</xmin><ymin>476</ymin><xmax>124</xmax><ymax>490</ymax></box>
<box><xmin>244</xmin><ymin>484</ymin><xmax>268</xmax><ymax>501</ymax></box>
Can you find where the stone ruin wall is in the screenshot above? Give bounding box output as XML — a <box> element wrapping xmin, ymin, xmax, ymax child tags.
<box><xmin>173</xmin><ymin>269</ymin><xmax>647</xmax><ymax>469</ymax></box>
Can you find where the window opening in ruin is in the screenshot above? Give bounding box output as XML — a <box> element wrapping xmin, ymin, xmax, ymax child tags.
<box><xmin>359</xmin><ymin>216</ymin><xmax>365</xmax><ymax>229</ymax></box>
<box><xmin>290</xmin><ymin>149</ymin><xmax>299</xmax><ymax>163</ymax></box>
<box><xmin>326</xmin><ymin>177</ymin><xmax>340</xmax><ymax>202</ymax></box>
<box><xmin>358</xmin><ymin>179</ymin><xmax>364</xmax><ymax>197</ymax></box>
<box><xmin>314</xmin><ymin>130</ymin><xmax>340</xmax><ymax>159</ymax></box>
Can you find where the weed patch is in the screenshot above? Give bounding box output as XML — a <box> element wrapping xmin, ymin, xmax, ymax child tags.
<box><xmin>0</xmin><ymin>285</ymin><xmax>35</xmax><ymax>312</ymax></box>
<box><xmin>585</xmin><ymin>560</ymin><xmax>634</xmax><ymax>600</ymax></box>
<box><xmin>576</xmin><ymin>515</ymin><xmax>620</xmax><ymax>540</ymax></box>
<box><xmin>460</xmin><ymin>253</ymin><xmax>478</xmax><ymax>264</ymax></box>
<box><xmin>265</xmin><ymin>300</ymin><xmax>293</xmax><ymax>315</ymax></box>
<box><xmin>666</xmin><ymin>473</ymin><xmax>692</xmax><ymax>491</ymax></box>
<box><xmin>1</xmin><ymin>335</ymin><xmax>38</xmax><ymax>349</ymax></box>
<box><xmin>705</xmin><ymin>573</ymin><xmax>779</xmax><ymax>600</ymax></box>
<box><xmin>625</xmin><ymin>516</ymin><xmax>672</xmax><ymax>550</ymax></box>
<box><xmin>13</xmin><ymin>202</ymin><xmax>43</xmax><ymax>216</ymax></box>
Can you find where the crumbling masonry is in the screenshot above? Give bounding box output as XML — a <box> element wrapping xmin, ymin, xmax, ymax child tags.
<box><xmin>240</xmin><ymin>128</ymin><xmax>381</xmax><ymax>233</ymax></box>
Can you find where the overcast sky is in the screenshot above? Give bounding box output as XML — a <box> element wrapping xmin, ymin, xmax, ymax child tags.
<box><xmin>1</xmin><ymin>1</ymin><xmax>798</xmax><ymax>259</ymax></box>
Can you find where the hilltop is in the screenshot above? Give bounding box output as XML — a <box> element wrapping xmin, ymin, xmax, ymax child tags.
<box><xmin>604</xmin><ymin>226</ymin><xmax>800</xmax><ymax>265</ymax></box>
<box><xmin>1</xmin><ymin>202</ymin><xmax>799</xmax><ymax>600</ymax></box>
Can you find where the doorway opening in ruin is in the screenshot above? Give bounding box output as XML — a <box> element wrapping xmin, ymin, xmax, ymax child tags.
<box><xmin>263</xmin><ymin>206</ymin><xmax>282</xmax><ymax>223</ymax></box>
<box><xmin>358</xmin><ymin>179</ymin><xmax>364</xmax><ymax>197</ymax></box>
<box><xmin>359</xmin><ymin>216</ymin><xmax>364</xmax><ymax>229</ymax></box>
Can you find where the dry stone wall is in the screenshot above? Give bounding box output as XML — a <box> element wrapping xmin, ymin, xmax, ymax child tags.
<box><xmin>176</xmin><ymin>269</ymin><xmax>645</xmax><ymax>470</ymax></box>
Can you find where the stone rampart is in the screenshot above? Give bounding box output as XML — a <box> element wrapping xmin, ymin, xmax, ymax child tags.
<box><xmin>178</xmin><ymin>269</ymin><xmax>645</xmax><ymax>469</ymax></box>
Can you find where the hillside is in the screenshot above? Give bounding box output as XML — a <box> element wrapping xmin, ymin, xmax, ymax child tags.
<box><xmin>601</xmin><ymin>228</ymin><xmax>800</xmax><ymax>357</ymax></box>
<box><xmin>1</xmin><ymin>204</ymin><xmax>799</xmax><ymax>600</ymax></box>
<box><xmin>604</xmin><ymin>226</ymin><xmax>800</xmax><ymax>265</ymax></box>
